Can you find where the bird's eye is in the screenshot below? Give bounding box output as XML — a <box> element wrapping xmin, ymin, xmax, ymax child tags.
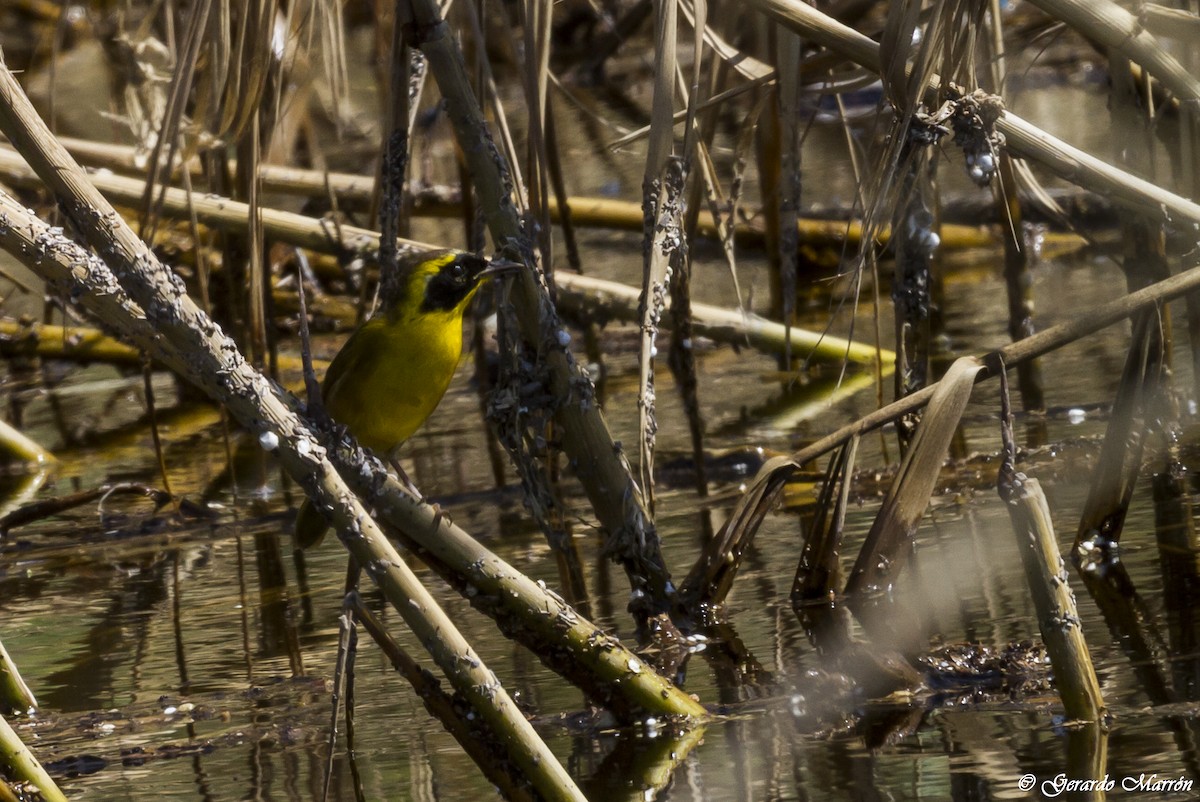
<box><xmin>448</xmin><ymin>262</ymin><xmax>467</xmax><ymax>282</ymax></box>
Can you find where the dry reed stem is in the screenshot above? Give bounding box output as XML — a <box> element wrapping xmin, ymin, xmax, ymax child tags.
<box><xmin>636</xmin><ymin>0</ymin><xmax>684</xmax><ymax>512</ymax></box>
<box><xmin>0</xmin><ymin>417</ymin><xmax>54</xmax><ymax>467</ymax></box>
<box><xmin>558</xmin><ymin>272</ymin><xmax>891</xmax><ymax>366</ymax></box>
<box><xmin>845</xmin><ymin>357</ymin><xmax>985</xmax><ymax>598</ymax></box>
<box><xmin>999</xmin><ymin>368</ymin><xmax>1106</xmax><ymax>722</ymax></box>
<box><xmin>0</xmin><ymin>640</ymin><xmax>37</xmax><ymax>716</ymax></box>
<box><xmin>0</xmin><ymin>714</ymin><xmax>65</xmax><ymax>802</ymax></box>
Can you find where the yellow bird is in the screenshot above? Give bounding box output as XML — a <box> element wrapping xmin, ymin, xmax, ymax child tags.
<box><xmin>294</xmin><ymin>250</ymin><xmax>513</xmax><ymax>548</ymax></box>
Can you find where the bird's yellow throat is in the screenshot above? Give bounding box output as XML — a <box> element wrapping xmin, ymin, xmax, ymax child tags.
<box><xmin>293</xmin><ymin>251</ymin><xmax>502</xmax><ymax>548</ymax></box>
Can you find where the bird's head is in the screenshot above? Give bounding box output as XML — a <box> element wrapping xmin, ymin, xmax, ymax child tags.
<box><xmin>391</xmin><ymin>251</ymin><xmax>518</xmax><ymax>320</ymax></box>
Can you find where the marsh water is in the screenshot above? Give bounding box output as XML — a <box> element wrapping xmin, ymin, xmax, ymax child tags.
<box><xmin>2</xmin><ymin>46</ymin><xmax>1198</xmax><ymax>802</ymax></box>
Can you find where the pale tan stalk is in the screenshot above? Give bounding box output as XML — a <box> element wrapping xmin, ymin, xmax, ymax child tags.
<box><xmin>557</xmin><ymin>273</ymin><xmax>890</xmax><ymax>366</ymax></box>
<box><xmin>0</xmin><ymin>418</ymin><xmax>54</xmax><ymax>467</ymax></box>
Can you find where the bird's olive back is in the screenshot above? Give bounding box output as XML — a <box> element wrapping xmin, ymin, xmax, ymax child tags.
<box><xmin>420</xmin><ymin>253</ymin><xmax>490</xmax><ymax>312</ymax></box>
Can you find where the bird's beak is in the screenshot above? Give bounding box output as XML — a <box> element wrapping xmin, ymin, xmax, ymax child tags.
<box><xmin>479</xmin><ymin>257</ymin><xmax>524</xmax><ymax>278</ymax></box>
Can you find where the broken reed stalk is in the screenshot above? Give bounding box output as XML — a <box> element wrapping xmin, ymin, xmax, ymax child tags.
<box><xmin>0</xmin><ymin>66</ymin><xmax>586</xmax><ymax>802</ymax></box>
<box><xmin>525</xmin><ymin>271</ymin><xmax>891</xmax><ymax>367</ymax></box>
<box><xmin>0</xmin><ymin>641</ymin><xmax>36</xmax><ymax>716</ymax></box>
<box><xmin>0</xmin><ymin>714</ymin><xmax>66</xmax><ymax>802</ymax></box>
<box><xmin>844</xmin><ymin>357</ymin><xmax>984</xmax><ymax>598</ymax></box>
<box><xmin>998</xmin><ymin>367</ymin><xmax>1106</xmax><ymax>723</ymax></box>
<box><xmin>0</xmin><ymin>417</ymin><xmax>53</xmax><ymax>467</ymax></box>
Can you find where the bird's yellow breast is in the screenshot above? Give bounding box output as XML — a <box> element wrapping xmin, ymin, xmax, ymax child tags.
<box><xmin>320</xmin><ymin>304</ymin><xmax>467</xmax><ymax>455</ymax></box>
